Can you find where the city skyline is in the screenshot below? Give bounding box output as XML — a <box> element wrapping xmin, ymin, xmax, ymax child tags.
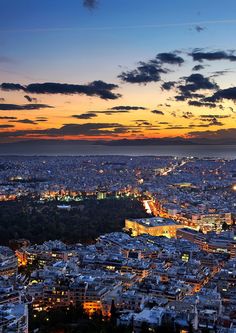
<box><xmin>1</xmin><ymin>0</ymin><xmax>236</xmax><ymax>146</ymax></box>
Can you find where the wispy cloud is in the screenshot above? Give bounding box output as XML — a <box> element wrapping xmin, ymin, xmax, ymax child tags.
<box><xmin>1</xmin><ymin>19</ymin><xmax>236</xmax><ymax>33</ymax></box>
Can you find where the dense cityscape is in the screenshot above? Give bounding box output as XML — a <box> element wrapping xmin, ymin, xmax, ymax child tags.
<box><xmin>0</xmin><ymin>156</ymin><xmax>236</xmax><ymax>332</ymax></box>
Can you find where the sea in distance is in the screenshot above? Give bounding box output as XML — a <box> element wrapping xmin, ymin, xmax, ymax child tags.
<box><xmin>0</xmin><ymin>143</ymin><xmax>236</xmax><ymax>159</ymax></box>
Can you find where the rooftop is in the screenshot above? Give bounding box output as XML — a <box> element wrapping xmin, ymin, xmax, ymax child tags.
<box><xmin>128</xmin><ymin>217</ymin><xmax>179</xmax><ymax>227</ymax></box>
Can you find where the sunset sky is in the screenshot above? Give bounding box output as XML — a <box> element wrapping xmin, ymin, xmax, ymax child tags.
<box><xmin>0</xmin><ymin>0</ymin><xmax>236</xmax><ymax>144</ymax></box>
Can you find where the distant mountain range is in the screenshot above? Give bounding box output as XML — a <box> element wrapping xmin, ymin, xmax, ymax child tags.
<box><xmin>0</xmin><ymin>138</ymin><xmax>235</xmax><ymax>156</ymax></box>
<box><xmin>0</xmin><ymin>137</ymin><xmax>236</xmax><ymax>148</ymax></box>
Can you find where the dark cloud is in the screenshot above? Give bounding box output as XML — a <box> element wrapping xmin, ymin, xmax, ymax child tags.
<box><xmin>118</xmin><ymin>61</ymin><xmax>168</xmax><ymax>84</ymax></box>
<box><xmin>194</xmin><ymin>25</ymin><xmax>205</xmax><ymax>33</ymax></box>
<box><xmin>151</xmin><ymin>110</ymin><xmax>164</xmax><ymax>115</ymax></box>
<box><xmin>127</xmin><ymin>129</ymin><xmax>143</xmax><ymax>134</ymax></box>
<box><xmin>199</xmin><ymin>115</ymin><xmax>230</xmax><ymax>119</ymax></box>
<box><xmin>175</xmin><ymin>74</ymin><xmax>218</xmax><ymax>101</ymax></box>
<box><xmin>134</xmin><ymin>119</ymin><xmax>146</xmax><ymax>122</ymax></box>
<box><xmin>10</xmin><ymin>119</ymin><xmax>38</xmax><ymax>125</ymax></box>
<box><xmin>1</xmin><ymin>83</ymin><xmax>24</xmax><ymax>90</ymax></box>
<box><xmin>228</xmin><ymin>107</ymin><xmax>235</xmax><ymax>113</ymax></box>
<box><xmin>0</xmin><ymin>116</ymin><xmax>17</xmax><ymax>120</ymax></box>
<box><xmin>0</xmin><ymin>81</ymin><xmax>121</xmax><ymax>100</ymax></box>
<box><xmin>118</xmin><ymin>51</ymin><xmax>184</xmax><ymax>84</ymax></box>
<box><xmin>0</xmin><ymin>124</ymin><xmax>15</xmax><ymax>128</ymax></box>
<box><xmin>111</xmin><ymin>105</ymin><xmax>147</xmax><ymax>110</ymax></box>
<box><xmin>0</xmin><ymin>103</ymin><xmax>53</xmax><ymax>110</ymax></box>
<box><xmin>188</xmin><ymin>123</ymin><xmax>223</xmax><ymax>129</ymax></box>
<box><xmin>188</xmin><ymin>100</ymin><xmax>217</xmax><ymax>108</ymax></box>
<box><xmin>132</xmin><ymin>121</ymin><xmax>160</xmax><ymax>131</ymax></box>
<box><xmin>24</xmin><ymin>95</ymin><xmax>38</xmax><ymax>103</ymax></box>
<box><xmin>72</xmin><ymin>113</ymin><xmax>97</xmax><ymax>119</ymax></box>
<box><xmin>199</xmin><ymin>115</ymin><xmax>230</xmax><ymax>126</ymax></box>
<box><xmin>192</xmin><ymin>64</ymin><xmax>205</xmax><ymax>71</ymax></box>
<box><xmin>188</xmin><ymin>124</ymin><xmax>211</xmax><ymax>129</ymax></box>
<box><xmin>175</xmin><ymin>92</ymin><xmax>205</xmax><ymax>101</ymax></box>
<box><xmin>165</xmin><ymin>117</ymin><xmax>224</xmax><ymax>129</ymax></box>
<box><xmin>90</xmin><ymin>106</ymin><xmax>148</xmax><ymax>116</ymax></box>
<box><xmin>207</xmin><ymin>118</ymin><xmax>224</xmax><ymax>126</ymax></box>
<box><xmin>135</xmin><ymin>120</ymin><xmax>152</xmax><ymax>126</ymax></box>
<box><xmin>112</xmin><ymin>127</ymin><xmax>130</xmax><ymax>134</ymax></box>
<box><xmin>207</xmin><ymin>87</ymin><xmax>236</xmax><ymax>102</ymax></box>
<box><xmin>156</xmin><ymin>52</ymin><xmax>184</xmax><ymax>65</ymax></box>
<box><xmin>199</xmin><ymin>114</ymin><xmax>230</xmax><ymax>123</ymax></box>
<box><xmin>0</xmin><ymin>122</ymin><xmax>165</xmax><ymax>140</ymax></box>
<box><xmin>24</xmin><ymin>95</ymin><xmax>32</xmax><ymax>102</ymax></box>
<box><xmin>165</xmin><ymin>125</ymin><xmax>190</xmax><ymax>130</ymax></box>
<box><xmin>55</xmin><ymin>123</ymin><xmax>125</xmax><ymax>136</ymax></box>
<box><xmin>83</xmin><ymin>0</ymin><xmax>98</xmax><ymax>9</ymax></box>
<box><xmin>0</xmin><ymin>123</ymin><xmax>128</xmax><ymax>139</ymax></box>
<box><xmin>35</xmin><ymin>117</ymin><xmax>48</xmax><ymax>122</ymax></box>
<box><xmin>101</xmin><ymin>110</ymin><xmax>128</xmax><ymax>115</ymax></box>
<box><xmin>161</xmin><ymin>81</ymin><xmax>176</xmax><ymax>90</ymax></box>
<box><xmin>182</xmin><ymin>112</ymin><xmax>194</xmax><ymax>119</ymax></box>
<box><xmin>190</xmin><ymin>50</ymin><xmax>236</xmax><ymax>62</ymax></box>
<box><xmin>118</xmin><ymin>51</ymin><xmax>183</xmax><ymax>85</ymax></box>
<box><xmin>89</xmin><ymin>110</ymin><xmax>129</xmax><ymax>115</ymax></box>
<box><xmin>184</xmin><ymin>73</ymin><xmax>218</xmax><ymax>91</ymax></box>
<box><xmin>0</xmin><ymin>98</ymin><xmax>5</xmax><ymax>102</ymax></box>
<box><xmin>210</xmin><ymin>70</ymin><xmax>232</xmax><ymax>78</ymax></box>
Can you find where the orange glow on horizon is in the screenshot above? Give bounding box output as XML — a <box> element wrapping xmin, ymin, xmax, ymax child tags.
<box><xmin>0</xmin><ymin>89</ymin><xmax>235</xmax><ymax>142</ymax></box>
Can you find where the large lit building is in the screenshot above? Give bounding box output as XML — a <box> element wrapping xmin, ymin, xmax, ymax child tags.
<box><xmin>191</xmin><ymin>213</ymin><xmax>232</xmax><ymax>233</ymax></box>
<box><xmin>125</xmin><ymin>217</ymin><xmax>184</xmax><ymax>238</ymax></box>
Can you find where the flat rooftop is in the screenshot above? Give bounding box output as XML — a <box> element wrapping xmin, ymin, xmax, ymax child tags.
<box><xmin>178</xmin><ymin>227</ymin><xmax>201</xmax><ymax>235</ymax></box>
<box><xmin>127</xmin><ymin>217</ymin><xmax>179</xmax><ymax>227</ymax></box>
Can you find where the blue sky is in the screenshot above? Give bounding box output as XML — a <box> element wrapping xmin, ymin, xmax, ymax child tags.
<box><xmin>1</xmin><ymin>0</ymin><xmax>236</xmax><ymax>82</ymax></box>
